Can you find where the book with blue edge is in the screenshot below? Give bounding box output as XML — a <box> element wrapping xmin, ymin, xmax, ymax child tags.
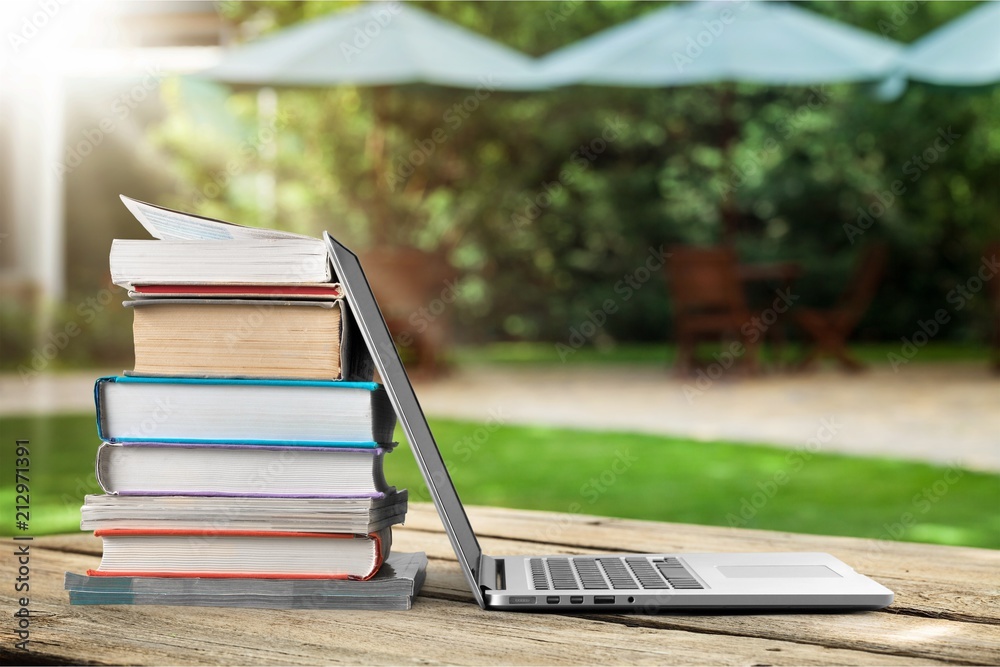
<box><xmin>94</xmin><ymin>376</ymin><xmax>396</xmax><ymax>446</ymax></box>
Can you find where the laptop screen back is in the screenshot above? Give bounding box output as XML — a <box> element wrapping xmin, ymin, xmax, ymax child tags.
<box><xmin>325</xmin><ymin>233</ymin><xmax>485</xmax><ymax>604</ymax></box>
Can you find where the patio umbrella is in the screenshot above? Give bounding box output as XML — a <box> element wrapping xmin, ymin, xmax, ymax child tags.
<box><xmin>537</xmin><ymin>0</ymin><xmax>902</xmax><ymax>87</ymax></box>
<box><xmin>536</xmin><ymin>0</ymin><xmax>903</xmax><ymax>239</ymax></box>
<box><xmin>897</xmin><ymin>1</ymin><xmax>1000</xmax><ymax>87</ymax></box>
<box><xmin>201</xmin><ymin>2</ymin><xmax>543</xmax><ymax>90</ymax></box>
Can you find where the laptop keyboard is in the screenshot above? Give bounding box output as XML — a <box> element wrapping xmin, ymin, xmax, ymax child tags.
<box><xmin>529</xmin><ymin>556</ymin><xmax>703</xmax><ymax>591</ymax></box>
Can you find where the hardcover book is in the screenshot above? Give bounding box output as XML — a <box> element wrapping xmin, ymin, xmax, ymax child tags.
<box><xmin>94</xmin><ymin>377</ymin><xmax>396</xmax><ymax>446</ymax></box>
<box><xmin>126</xmin><ymin>298</ymin><xmax>366</xmax><ymax>381</ymax></box>
<box><xmin>65</xmin><ymin>552</ymin><xmax>427</xmax><ymax>610</ymax></box>
<box><xmin>94</xmin><ymin>443</ymin><xmax>395</xmax><ymax>497</ymax></box>
<box><xmin>127</xmin><ymin>284</ymin><xmax>343</xmax><ymax>299</ymax></box>
<box><xmin>89</xmin><ymin>528</ymin><xmax>392</xmax><ymax>580</ymax></box>
<box><xmin>80</xmin><ymin>491</ymin><xmax>408</xmax><ymax>533</ymax></box>
<box><xmin>110</xmin><ymin>238</ymin><xmax>333</xmax><ymax>286</ymax></box>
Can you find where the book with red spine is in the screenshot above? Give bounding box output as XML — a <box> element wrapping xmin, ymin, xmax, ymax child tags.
<box><xmin>88</xmin><ymin>528</ymin><xmax>391</xmax><ymax>580</ymax></box>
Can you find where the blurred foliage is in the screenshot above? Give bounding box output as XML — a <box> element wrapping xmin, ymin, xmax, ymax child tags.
<box><xmin>1</xmin><ymin>293</ymin><xmax>133</xmax><ymax>375</ymax></box>
<box><xmin>145</xmin><ymin>1</ymin><xmax>998</xmax><ymax>346</ymax></box>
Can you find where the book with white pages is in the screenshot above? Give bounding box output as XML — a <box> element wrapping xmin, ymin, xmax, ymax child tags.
<box><xmin>124</xmin><ymin>298</ymin><xmax>372</xmax><ymax>381</ymax></box>
<box><xmin>94</xmin><ymin>377</ymin><xmax>396</xmax><ymax>446</ymax></box>
<box><xmin>94</xmin><ymin>442</ymin><xmax>396</xmax><ymax>497</ymax></box>
<box><xmin>65</xmin><ymin>552</ymin><xmax>428</xmax><ymax>610</ymax></box>
<box><xmin>112</xmin><ymin>196</ymin><xmax>333</xmax><ymax>288</ymax></box>
<box><xmin>80</xmin><ymin>491</ymin><xmax>408</xmax><ymax>533</ymax></box>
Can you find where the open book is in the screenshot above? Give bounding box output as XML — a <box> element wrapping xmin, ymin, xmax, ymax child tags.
<box><xmin>113</xmin><ymin>197</ymin><xmax>334</xmax><ymax>290</ymax></box>
<box><xmin>120</xmin><ymin>195</ymin><xmax>315</xmax><ymax>242</ymax></box>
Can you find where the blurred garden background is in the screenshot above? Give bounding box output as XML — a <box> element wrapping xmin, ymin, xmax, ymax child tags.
<box><xmin>1</xmin><ymin>1</ymin><xmax>998</xmax><ymax>547</ymax></box>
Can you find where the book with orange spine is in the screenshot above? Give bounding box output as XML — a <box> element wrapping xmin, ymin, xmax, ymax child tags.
<box><xmin>88</xmin><ymin>528</ymin><xmax>390</xmax><ymax>580</ymax></box>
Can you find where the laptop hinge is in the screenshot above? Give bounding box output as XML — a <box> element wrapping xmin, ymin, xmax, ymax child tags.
<box><xmin>479</xmin><ymin>555</ymin><xmax>502</xmax><ymax>592</ymax></box>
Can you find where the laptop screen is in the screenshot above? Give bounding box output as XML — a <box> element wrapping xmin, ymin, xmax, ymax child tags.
<box><xmin>325</xmin><ymin>234</ymin><xmax>485</xmax><ymax>600</ymax></box>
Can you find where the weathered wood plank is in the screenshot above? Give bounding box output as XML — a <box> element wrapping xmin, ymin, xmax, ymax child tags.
<box><xmin>404</xmin><ymin>504</ymin><xmax>1000</xmax><ymax>595</ymax></box>
<box><xmin>7</xmin><ymin>504</ymin><xmax>998</xmax><ymax>665</ymax></box>
<box><xmin>396</xmin><ymin>504</ymin><xmax>1000</xmax><ymax>627</ymax></box>
<box><xmin>35</xmin><ymin>509</ymin><xmax>1000</xmax><ymax>628</ymax></box>
<box><xmin>413</xmin><ymin>556</ymin><xmax>1000</xmax><ymax>666</ymax></box>
<box><xmin>0</xmin><ymin>546</ymin><xmax>963</xmax><ymax>667</ymax></box>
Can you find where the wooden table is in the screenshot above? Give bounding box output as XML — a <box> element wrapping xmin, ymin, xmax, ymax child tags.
<box><xmin>3</xmin><ymin>503</ymin><xmax>998</xmax><ymax>665</ymax></box>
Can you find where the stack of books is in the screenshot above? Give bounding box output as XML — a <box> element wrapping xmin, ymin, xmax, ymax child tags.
<box><xmin>65</xmin><ymin>197</ymin><xmax>426</xmax><ymax>610</ymax></box>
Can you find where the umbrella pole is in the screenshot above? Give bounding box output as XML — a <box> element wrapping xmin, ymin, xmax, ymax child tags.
<box><xmin>256</xmin><ymin>87</ymin><xmax>278</xmax><ymax>227</ymax></box>
<box><xmin>719</xmin><ymin>82</ymin><xmax>738</xmax><ymax>246</ymax></box>
<box><xmin>368</xmin><ymin>86</ymin><xmax>392</xmax><ymax>247</ymax></box>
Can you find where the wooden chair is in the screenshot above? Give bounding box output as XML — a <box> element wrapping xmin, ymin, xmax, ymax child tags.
<box><xmin>359</xmin><ymin>246</ymin><xmax>458</xmax><ymax>377</ymax></box>
<box><xmin>664</xmin><ymin>245</ymin><xmax>760</xmax><ymax>375</ymax></box>
<box><xmin>793</xmin><ymin>243</ymin><xmax>888</xmax><ymax>372</ymax></box>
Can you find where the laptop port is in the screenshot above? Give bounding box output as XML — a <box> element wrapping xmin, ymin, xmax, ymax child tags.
<box><xmin>546</xmin><ymin>596</ymin><xmax>560</xmax><ymax>604</ymax></box>
<box><xmin>594</xmin><ymin>596</ymin><xmax>615</xmax><ymax>604</ymax></box>
<box><xmin>570</xmin><ymin>596</ymin><xmax>584</xmax><ymax>604</ymax></box>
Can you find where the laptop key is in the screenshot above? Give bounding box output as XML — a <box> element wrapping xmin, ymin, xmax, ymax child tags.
<box><xmin>598</xmin><ymin>557</ymin><xmax>640</xmax><ymax>590</ymax></box>
<box><xmin>572</xmin><ymin>558</ymin><xmax>609</xmax><ymax>590</ymax></box>
<box><xmin>655</xmin><ymin>560</ymin><xmax>704</xmax><ymax>589</ymax></box>
<box><xmin>529</xmin><ymin>558</ymin><xmax>549</xmax><ymax>590</ymax></box>
<box><xmin>545</xmin><ymin>558</ymin><xmax>580</xmax><ymax>590</ymax></box>
<box><xmin>625</xmin><ymin>557</ymin><xmax>669</xmax><ymax>589</ymax></box>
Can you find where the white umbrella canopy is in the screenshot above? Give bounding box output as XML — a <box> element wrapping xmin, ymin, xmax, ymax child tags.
<box><xmin>201</xmin><ymin>2</ymin><xmax>545</xmax><ymax>90</ymax></box>
<box><xmin>538</xmin><ymin>0</ymin><xmax>902</xmax><ymax>87</ymax></box>
<box><xmin>900</xmin><ymin>1</ymin><xmax>1000</xmax><ymax>87</ymax></box>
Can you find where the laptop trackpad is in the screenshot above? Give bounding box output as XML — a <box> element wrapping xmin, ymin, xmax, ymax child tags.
<box><xmin>717</xmin><ymin>565</ymin><xmax>841</xmax><ymax>578</ymax></box>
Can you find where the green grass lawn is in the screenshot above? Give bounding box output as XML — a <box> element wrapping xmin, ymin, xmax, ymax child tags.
<box><xmin>450</xmin><ymin>341</ymin><xmax>994</xmax><ymax>367</ymax></box>
<box><xmin>2</xmin><ymin>413</ymin><xmax>997</xmax><ymax>549</ymax></box>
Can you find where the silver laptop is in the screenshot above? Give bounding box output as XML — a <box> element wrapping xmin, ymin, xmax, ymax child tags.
<box><xmin>325</xmin><ymin>233</ymin><xmax>894</xmax><ymax>612</ymax></box>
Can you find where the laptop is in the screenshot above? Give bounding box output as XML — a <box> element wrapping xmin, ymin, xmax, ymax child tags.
<box><xmin>325</xmin><ymin>233</ymin><xmax>894</xmax><ymax>612</ymax></box>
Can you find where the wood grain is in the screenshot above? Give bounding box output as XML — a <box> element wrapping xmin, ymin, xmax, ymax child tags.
<box><xmin>2</xmin><ymin>503</ymin><xmax>997</xmax><ymax>666</ymax></box>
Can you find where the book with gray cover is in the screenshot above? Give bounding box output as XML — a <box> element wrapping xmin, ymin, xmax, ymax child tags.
<box><xmin>80</xmin><ymin>491</ymin><xmax>408</xmax><ymax>533</ymax></box>
<box><xmin>65</xmin><ymin>552</ymin><xmax>427</xmax><ymax>610</ymax></box>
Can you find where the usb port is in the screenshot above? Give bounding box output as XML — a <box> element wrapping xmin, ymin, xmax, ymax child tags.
<box><xmin>570</xmin><ymin>596</ymin><xmax>584</xmax><ymax>604</ymax></box>
<box><xmin>594</xmin><ymin>596</ymin><xmax>615</xmax><ymax>604</ymax></box>
<box><xmin>546</xmin><ymin>596</ymin><xmax>560</xmax><ymax>604</ymax></box>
